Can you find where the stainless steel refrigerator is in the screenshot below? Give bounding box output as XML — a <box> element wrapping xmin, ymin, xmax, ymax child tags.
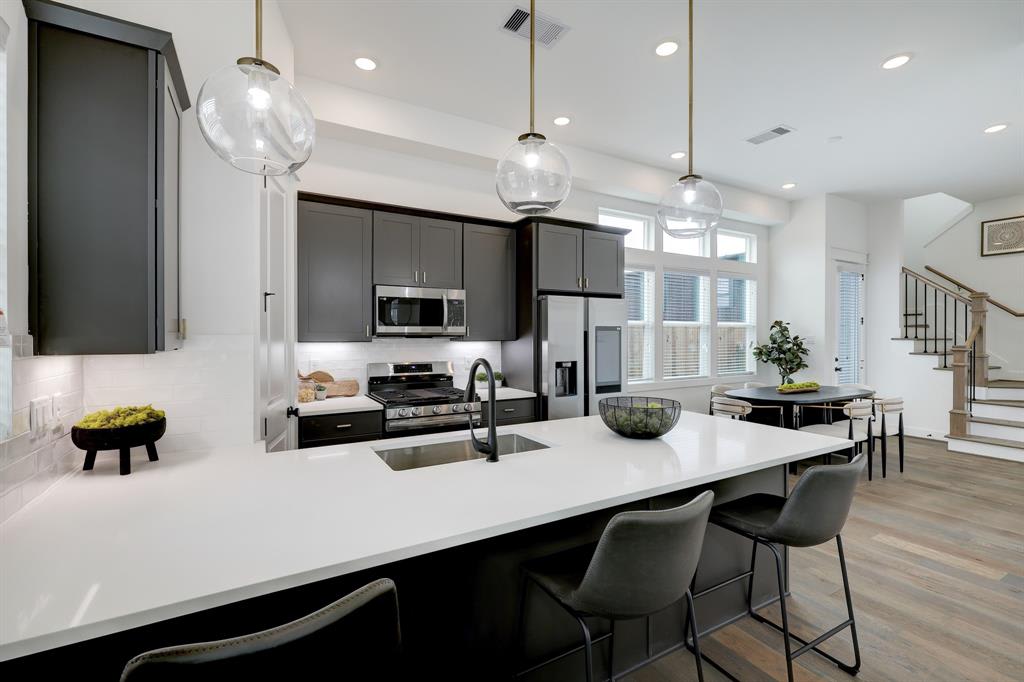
<box><xmin>539</xmin><ymin>296</ymin><xmax>628</xmax><ymax>419</ymax></box>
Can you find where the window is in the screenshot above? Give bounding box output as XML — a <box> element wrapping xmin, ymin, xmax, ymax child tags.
<box><xmin>716</xmin><ymin>277</ymin><xmax>757</xmax><ymax>375</ymax></box>
<box><xmin>663</xmin><ymin>272</ymin><xmax>710</xmax><ymax>378</ymax></box>
<box><xmin>664</xmin><ymin>231</ymin><xmax>709</xmax><ymax>257</ymax></box>
<box><xmin>717</xmin><ymin>230</ymin><xmax>756</xmax><ymax>263</ymax></box>
<box><xmin>599</xmin><ymin>209</ymin><xmax>652</xmax><ymax>251</ymax></box>
<box><xmin>624</xmin><ymin>269</ymin><xmax>654</xmax><ymax>381</ymax></box>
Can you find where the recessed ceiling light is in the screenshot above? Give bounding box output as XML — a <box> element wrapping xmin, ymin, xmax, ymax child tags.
<box><xmin>827</xmin><ymin>135</ymin><xmax>844</xmax><ymax>143</ymax></box>
<box><xmin>983</xmin><ymin>123</ymin><xmax>1008</xmax><ymax>134</ymax></box>
<box><xmin>354</xmin><ymin>57</ymin><xmax>377</xmax><ymax>71</ymax></box>
<box><xmin>655</xmin><ymin>41</ymin><xmax>679</xmax><ymax>57</ymax></box>
<box><xmin>553</xmin><ymin>116</ymin><xmax>571</xmax><ymax>126</ymax></box>
<box><xmin>881</xmin><ymin>54</ymin><xmax>911</xmax><ymax>70</ymax></box>
<box><xmin>781</xmin><ymin>183</ymin><xmax>797</xmax><ymax>190</ymax></box>
<box><xmin>670</xmin><ymin>151</ymin><xmax>686</xmax><ymax>159</ymax></box>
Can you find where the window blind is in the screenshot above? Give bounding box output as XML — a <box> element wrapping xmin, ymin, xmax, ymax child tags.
<box><xmin>663</xmin><ymin>271</ymin><xmax>710</xmax><ymax>379</ymax></box>
<box><xmin>624</xmin><ymin>269</ymin><xmax>654</xmax><ymax>381</ymax></box>
<box><xmin>716</xmin><ymin>276</ymin><xmax>757</xmax><ymax>375</ymax></box>
<box><xmin>837</xmin><ymin>271</ymin><xmax>863</xmax><ymax>384</ymax></box>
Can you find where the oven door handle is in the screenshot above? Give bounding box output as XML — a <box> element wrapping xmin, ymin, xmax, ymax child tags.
<box><xmin>386</xmin><ymin>414</ymin><xmax>481</xmax><ymax>432</ymax></box>
<box><xmin>442</xmin><ymin>293</ymin><xmax>449</xmax><ymax>333</ymax></box>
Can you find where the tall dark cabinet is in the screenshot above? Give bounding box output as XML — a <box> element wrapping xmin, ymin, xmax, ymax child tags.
<box><xmin>463</xmin><ymin>224</ymin><xmax>515</xmax><ymax>341</ymax></box>
<box><xmin>26</xmin><ymin>0</ymin><xmax>189</xmax><ymax>354</ymax></box>
<box><xmin>297</xmin><ymin>201</ymin><xmax>373</xmax><ymax>342</ymax></box>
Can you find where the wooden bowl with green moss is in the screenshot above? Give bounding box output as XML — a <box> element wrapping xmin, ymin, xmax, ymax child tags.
<box><xmin>71</xmin><ymin>406</ymin><xmax>166</xmax><ymax>475</ymax></box>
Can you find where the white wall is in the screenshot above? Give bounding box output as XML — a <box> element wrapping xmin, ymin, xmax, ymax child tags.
<box><xmin>902</xmin><ymin>192</ymin><xmax>973</xmax><ymax>272</ymax></box>
<box><xmin>865</xmin><ymin>200</ymin><xmax>952</xmax><ymax>438</ymax></box>
<box><xmin>917</xmin><ymin>194</ymin><xmax>1024</xmax><ymax>374</ymax></box>
<box><xmin>768</xmin><ymin>196</ymin><xmax>828</xmax><ymax>382</ymax></box>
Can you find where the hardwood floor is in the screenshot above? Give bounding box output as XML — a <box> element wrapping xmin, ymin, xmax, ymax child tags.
<box><xmin>626</xmin><ymin>437</ymin><xmax>1024</xmax><ymax>682</ymax></box>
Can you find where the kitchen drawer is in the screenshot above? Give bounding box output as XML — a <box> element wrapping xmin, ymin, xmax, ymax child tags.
<box><xmin>300</xmin><ymin>411</ymin><xmax>382</xmax><ymax>445</ymax></box>
<box><xmin>481</xmin><ymin>398</ymin><xmax>536</xmax><ymax>426</ymax></box>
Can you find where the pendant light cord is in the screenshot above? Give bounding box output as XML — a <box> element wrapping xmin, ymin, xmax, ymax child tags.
<box><xmin>687</xmin><ymin>0</ymin><xmax>694</xmax><ymax>176</ymax></box>
<box><xmin>529</xmin><ymin>0</ymin><xmax>536</xmax><ymax>134</ymax></box>
<box><xmin>255</xmin><ymin>0</ymin><xmax>263</xmax><ymax>61</ymax></box>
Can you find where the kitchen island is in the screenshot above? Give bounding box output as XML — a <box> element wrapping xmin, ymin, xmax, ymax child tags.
<box><xmin>0</xmin><ymin>413</ymin><xmax>850</xmax><ymax>678</ymax></box>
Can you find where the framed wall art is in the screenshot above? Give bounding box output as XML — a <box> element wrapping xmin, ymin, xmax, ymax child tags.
<box><xmin>980</xmin><ymin>215</ymin><xmax>1024</xmax><ymax>257</ymax></box>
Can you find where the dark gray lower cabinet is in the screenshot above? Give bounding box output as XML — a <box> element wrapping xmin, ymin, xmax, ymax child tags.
<box><xmin>537</xmin><ymin>224</ymin><xmax>584</xmax><ymax>293</ymax></box>
<box><xmin>463</xmin><ymin>224</ymin><xmax>516</xmax><ymax>341</ymax></box>
<box><xmin>480</xmin><ymin>398</ymin><xmax>536</xmax><ymax>427</ymax></box>
<box><xmin>298</xmin><ymin>411</ymin><xmax>382</xmax><ymax>448</ymax></box>
<box><xmin>298</xmin><ymin>201</ymin><xmax>373</xmax><ymax>342</ymax></box>
<box><xmin>583</xmin><ymin>230</ymin><xmax>625</xmax><ymax>295</ymax></box>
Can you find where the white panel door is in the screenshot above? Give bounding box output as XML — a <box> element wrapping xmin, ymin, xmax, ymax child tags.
<box><xmin>260</xmin><ymin>176</ymin><xmax>290</xmax><ymax>452</ymax></box>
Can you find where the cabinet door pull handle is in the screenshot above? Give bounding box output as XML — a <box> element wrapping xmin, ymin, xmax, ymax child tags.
<box><xmin>503</xmin><ymin>408</ymin><xmax>516</xmax><ymax>413</ymax></box>
<box><xmin>422</xmin><ymin>271</ymin><xmax>427</xmax><ymax>283</ymax></box>
<box><xmin>577</xmin><ymin>276</ymin><xmax>583</xmax><ymax>288</ymax></box>
<box><xmin>335</xmin><ymin>424</ymin><xmax>353</xmax><ymax>430</ymax></box>
<box><xmin>366</xmin><ymin>325</ymin><xmax>370</xmax><ymax>337</ymax></box>
<box><xmin>415</xmin><ymin>270</ymin><xmax>419</xmax><ymax>283</ymax></box>
<box><xmin>584</xmin><ymin>276</ymin><xmax>589</xmax><ymax>289</ymax></box>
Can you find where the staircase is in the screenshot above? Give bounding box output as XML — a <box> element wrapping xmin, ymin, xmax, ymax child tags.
<box><xmin>899</xmin><ymin>267</ymin><xmax>1023</xmax><ymax>462</ymax></box>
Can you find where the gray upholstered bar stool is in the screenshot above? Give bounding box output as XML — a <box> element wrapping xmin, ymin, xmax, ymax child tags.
<box><xmin>514</xmin><ymin>491</ymin><xmax>714</xmax><ymax>682</ymax></box>
<box><xmin>121</xmin><ymin>579</ymin><xmax>401</xmax><ymax>681</ymax></box>
<box><xmin>692</xmin><ymin>454</ymin><xmax>865</xmax><ymax>682</ymax></box>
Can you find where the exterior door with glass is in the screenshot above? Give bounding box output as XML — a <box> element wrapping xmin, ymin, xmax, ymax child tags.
<box><xmin>834</xmin><ymin>265</ymin><xmax>866</xmax><ymax>384</ymax></box>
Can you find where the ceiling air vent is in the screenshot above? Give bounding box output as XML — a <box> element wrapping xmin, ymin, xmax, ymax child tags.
<box><xmin>746</xmin><ymin>124</ymin><xmax>796</xmax><ymax>145</ymax></box>
<box><xmin>501</xmin><ymin>6</ymin><xmax>569</xmax><ymax>47</ymax></box>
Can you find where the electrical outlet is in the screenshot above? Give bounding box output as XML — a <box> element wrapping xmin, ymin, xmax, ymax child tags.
<box><xmin>30</xmin><ymin>397</ymin><xmax>52</xmax><ymax>437</ymax></box>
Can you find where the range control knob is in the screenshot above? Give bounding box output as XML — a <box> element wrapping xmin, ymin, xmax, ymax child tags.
<box><xmin>397</xmin><ymin>408</ymin><xmax>408</xmax><ymax>417</ymax></box>
<box><xmin>410</xmin><ymin>407</ymin><xmax>421</xmax><ymax>416</ymax></box>
<box><xmin>432</xmin><ymin>405</ymin><xmax>442</xmax><ymax>415</ymax></box>
<box><xmin>452</xmin><ymin>404</ymin><xmax>462</xmax><ymax>413</ymax></box>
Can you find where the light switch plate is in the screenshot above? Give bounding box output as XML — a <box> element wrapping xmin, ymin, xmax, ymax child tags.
<box><xmin>30</xmin><ymin>397</ymin><xmax>52</xmax><ymax>436</ymax></box>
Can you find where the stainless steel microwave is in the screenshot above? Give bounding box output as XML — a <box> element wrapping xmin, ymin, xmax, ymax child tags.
<box><xmin>375</xmin><ymin>286</ymin><xmax>467</xmax><ymax>337</ymax></box>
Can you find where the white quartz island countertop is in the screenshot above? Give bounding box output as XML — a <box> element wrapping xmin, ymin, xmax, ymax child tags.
<box><xmin>0</xmin><ymin>413</ymin><xmax>850</xmax><ymax>661</ymax></box>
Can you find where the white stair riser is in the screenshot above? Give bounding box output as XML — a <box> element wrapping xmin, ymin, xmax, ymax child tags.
<box><xmin>947</xmin><ymin>438</ymin><xmax>1024</xmax><ymax>463</ymax></box>
<box><xmin>972</xmin><ymin>403</ymin><xmax>1024</xmax><ymax>421</ymax></box>
<box><xmin>986</xmin><ymin>388</ymin><xmax>1024</xmax><ymax>401</ymax></box>
<box><xmin>969</xmin><ymin>422</ymin><xmax>1024</xmax><ymax>442</ymax></box>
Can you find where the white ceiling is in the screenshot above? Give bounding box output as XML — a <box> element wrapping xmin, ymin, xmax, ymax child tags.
<box><xmin>279</xmin><ymin>0</ymin><xmax>1023</xmax><ymax>204</ymax></box>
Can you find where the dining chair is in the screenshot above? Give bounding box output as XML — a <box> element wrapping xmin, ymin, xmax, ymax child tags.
<box><xmin>708</xmin><ymin>384</ymin><xmax>733</xmax><ymax>415</ymax></box>
<box><xmin>711</xmin><ymin>396</ymin><xmax>784</xmax><ymax>428</ymax></box>
<box><xmin>874</xmin><ymin>397</ymin><xmax>905</xmax><ymax>476</ymax></box>
<box><xmin>121</xmin><ymin>579</ymin><xmax>402</xmax><ymax>681</ymax></box>
<box><xmin>797</xmin><ymin>400</ymin><xmax>876</xmax><ymax>479</ymax></box>
<box><xmin>744</xmin><ymin>381</ymin><xmax>767</xmax><ymax>388</ymax></box>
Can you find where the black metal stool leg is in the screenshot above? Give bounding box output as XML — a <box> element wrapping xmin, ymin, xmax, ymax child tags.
<box><xmin>608</xmin><ymin>622</ymin><xmax>615</xmax><ymax>682</ymax></box>
<box><xmin>685</xmin><ymin>591</ymin><xmax>705</xmax><ymax>682</ymax></box>
<box><xmin>746</xmin><ymin>537</ymin><xmax>758</xmax><ymax>615</ymax></box>
<box><xmin>765</xmin><ymin>541</ymin><xmax>795</xmax><ymax>682</ymax></box>
<box><xmin>898</xmin><ymin>413</ymin><xmax>905</xmax><ymax>473</ymax></box>
<box><xmin>836</xmin><ymin>535</ymin><xmax>862</xmax><ymax>674</ymax></box>
<box><xmin>574</xmin><ymin>615</ymin><xmax>594</xmax><ymax>682</ymax></box>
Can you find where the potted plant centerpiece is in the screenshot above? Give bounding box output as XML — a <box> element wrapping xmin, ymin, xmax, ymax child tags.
<box><xmin>752</xmin><ymin>320</ymin><xmax>810</xmax><ymax>386</ymax></box>
<box><xmin>72</xmin><ymin>405</ymin><xmax>167</xmax><ymax>475</ymax></box>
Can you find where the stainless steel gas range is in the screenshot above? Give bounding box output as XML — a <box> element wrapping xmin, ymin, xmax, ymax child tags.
<box><xmin>366</xmin><ymin>361</ymin><xmax>481</xmax><ymax>436</ymax></box>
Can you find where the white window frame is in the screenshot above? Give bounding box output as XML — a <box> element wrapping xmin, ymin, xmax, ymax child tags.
<box><xmin>609</xmin><ymin>208</ymin><xmax>767</xmax><ymax>390</ymax></box>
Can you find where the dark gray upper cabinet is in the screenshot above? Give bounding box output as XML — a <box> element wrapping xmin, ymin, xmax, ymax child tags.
<box><xmin>298</xmin><ymin>201</ymin><xmax>373</xmax><ymax>342</ymax></box>
<box><xmin>463</xmin><ymin>224</ymin><xmax>515</xmax><ymax>341</ymax></box>
<box><xmin>419</xmin><ymin>219</ymin><xmax>463</xmax><ymax>288</ymax></box>
<box><xmin>372</xmin><ymin>212</ymin><xmax>420</xmax><ymax>286</ymax></box>
<box><xmin>373</xmin><ymin>213</ymin><xmax>462</xmax><ymax>288</ymax></box>
<box><xmin>26</xmin><ymin>3</ymin><xmax>189</xmax><ymax>355</ymax></box>
<box><xmin>537</xmin><ymin>224</ymin><xmax>584</xmax><ymax>293</ymax></box>
<box><xmin>583</xmin><ymin>230</ymin><xmax>625</xmax><ymax>295</ymax></box>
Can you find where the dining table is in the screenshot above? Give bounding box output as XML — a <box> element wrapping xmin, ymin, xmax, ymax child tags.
<box><xmin>724</xmin><ymin>385</ymin><xmax>875</xmax><ymax>430</ymax></box>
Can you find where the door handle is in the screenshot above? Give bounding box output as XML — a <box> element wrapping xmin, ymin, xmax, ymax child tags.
<box><xmin>415</xmin><ymin>270</ymin><xmax>419</xmax><ymax>283</ymax></box>
<box><xmin>335</xmin><ymin>424</ymin><xmax>352</xmax><ymax>430</ymax></box>
<box><xmin>577</xmin><ymin>277</ymin><xmax>583</xmax><ymax>289</ymax></box>
<box><xmin>503</xmin><ymin>408</ymin><xmax>516</xmax><ymax>413</ymax></box>
<box><xmin>584</xmin><ymin>276</ymin><xmax>589</xmax><ymax>289</ymax></box>
<box><xmin>366</xmin><ymin>325</ymin><xmax>371</xmax><ymax>338</ymax></box>
<box><xmin>422</xmin><ymin>271</ymin><xmax>427</xmax><ymax>283</ymax></box>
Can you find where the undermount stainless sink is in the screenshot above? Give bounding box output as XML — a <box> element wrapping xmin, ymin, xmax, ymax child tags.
<box><xmin>373</xmin><ymin>434</ymin><xmax>549</xmax><ymax>471</ymax></box>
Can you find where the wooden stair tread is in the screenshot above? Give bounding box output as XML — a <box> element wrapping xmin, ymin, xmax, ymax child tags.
<box><xmin>909</xmin><ymin>351</ymin><xmax>951</xmax><ymax>356</ymax></box>
<box><xmin>933</xmin><ymin>365</ymin><xmax>1001</xmax><ymax>371</ymax></box>
<box><xmin>946</xmin><ymin>433</ymin><xmax>1024</xmax><ymax>450</ymax></box>
<box><xmin>988</xmin><ymin>379</ymin><xmax>1024</xmax><ymax>389</ymax></box>
<box><xmin>974</xmin><ymin>399</ymin><xmax>1024</xmax><ymax>407</ymax></box>
<box><xmin>891</xmin><ymin>337</ymin><xmax>952</xmax><ymax>341</ymax></box>
<box><xmin>904</xmin><ymin>324</ymin><xmax>931</xmax><ymax>328</ymax></box>
<box><xmin>970</xmin><ymin>415</ymin><xmax>1024</xmax><ymax>428</ymax></box>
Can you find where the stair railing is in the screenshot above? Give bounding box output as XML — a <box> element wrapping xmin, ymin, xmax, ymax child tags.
<box><xmin>925</xmin><ymin>265</ymin><xmax>1024</xmax><ymax>318</ymax></box>
<box><xmin>949</xmin><ymin>324</ymin><xmax>983</xmax><ymax>438</ymax></box>
<box><xmin>900</xmin><ymin>267</ymin><xmax>972</xmax><ymax>369</ymax></box>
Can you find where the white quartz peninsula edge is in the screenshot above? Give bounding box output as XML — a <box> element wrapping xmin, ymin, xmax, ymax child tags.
<box><xmin>0</xmin><ymin>413</ymin><xmax>851</xmax><ymax>661</ymax></box>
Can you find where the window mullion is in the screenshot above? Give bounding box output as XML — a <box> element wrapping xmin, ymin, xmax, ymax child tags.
<box><xmin>654</xmin><ymin>262</ymin><xmax>664</xmax><ymax>382</ymax></box>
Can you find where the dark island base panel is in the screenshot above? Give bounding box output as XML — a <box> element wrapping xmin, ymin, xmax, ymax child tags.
<box><xmin>3</xmin><ymin>466</ymin><xmax>786</xmax><ymax>680</ymax></box>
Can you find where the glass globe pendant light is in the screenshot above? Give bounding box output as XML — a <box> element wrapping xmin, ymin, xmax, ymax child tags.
<box><xmin>495</xmin><ymin>0</ymin><xmax>572</xmax><ymax>215</ymax></box>
<box><xmin>196</xmin><ymin>0</ymin><xmax>315</xmax><ymax>176</ymax></box>
<box><xmin>656</xmin><ymin>0</ymin><xmax>722</xmax><ymax>239</ymax></box>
